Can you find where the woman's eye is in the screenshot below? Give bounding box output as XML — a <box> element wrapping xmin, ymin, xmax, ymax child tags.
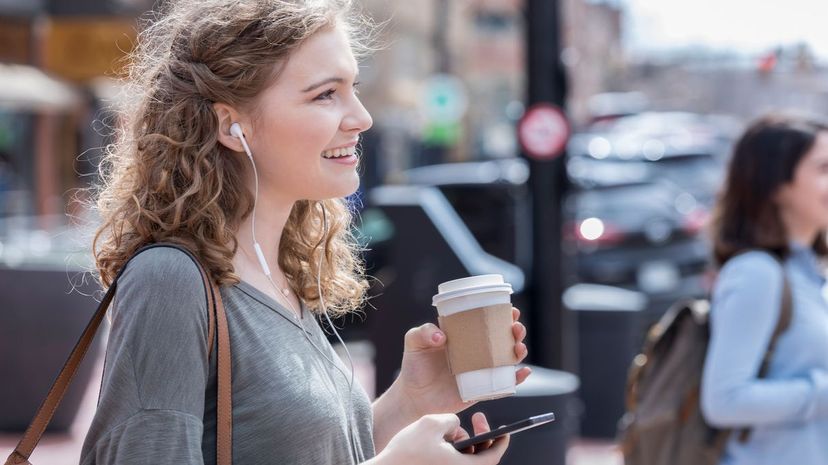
<box><xmin>353</xmin><ymin>81</ymin><xmax>361</xmax><ymax>95</ymax></box>
<box><xmin>315</xmin><ymin>89</ymin><xmax>336</xmax><ymax>101</ymax></box>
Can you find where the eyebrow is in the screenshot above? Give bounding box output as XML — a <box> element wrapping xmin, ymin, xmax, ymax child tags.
<box><xmin>302</xmin><ymin>75</ymin><xmax>359</xmax><ymax>93</ymax></box>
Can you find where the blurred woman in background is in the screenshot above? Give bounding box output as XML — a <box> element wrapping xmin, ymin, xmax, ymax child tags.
<box><xmin>703</xmin><ymin>114</ymin><xmax>828</xmax><ymax>464</ymax></box>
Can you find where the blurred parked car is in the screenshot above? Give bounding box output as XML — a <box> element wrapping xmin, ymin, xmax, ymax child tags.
<box><xmin>571</xmin><ymin>111</ymin><xmax>738</xmax><ymax>206</ymax></box>
<box><xmin>400</xmin><ymin>158</ymin><xmax>533</xmax><ymax>272</ymax></box>
<box><xmin>564</xmin><ymin>111</ymin><xmax>737</xmax><ymax>321</ymax></box>
<box><xmin>563</xmin><ymin>179</ymin><xmax>709</xmax><ymax>299</ymax></box>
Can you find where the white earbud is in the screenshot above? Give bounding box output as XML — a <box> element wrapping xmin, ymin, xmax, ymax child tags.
<box><xmin>230</xmin><ymin>122</ymin><xmax>254</xmax><ymax>163</ymax></box>
<box><xmin>230</xmin><ymin>122</ymin><xmax>244</xmax><ymax>139</ymax></box>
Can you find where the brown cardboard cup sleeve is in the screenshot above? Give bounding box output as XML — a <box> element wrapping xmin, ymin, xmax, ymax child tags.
<box><xmin>437</xmin><ymin>303</ymin><xmax>518</xmax><ymax>374</ymax></box>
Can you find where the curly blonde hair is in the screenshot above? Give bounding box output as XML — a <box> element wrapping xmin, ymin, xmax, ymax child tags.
<box><xmin>93</xmin><ymin>0</ymin><xmax>373</xmax><ymax>316</ymax></box>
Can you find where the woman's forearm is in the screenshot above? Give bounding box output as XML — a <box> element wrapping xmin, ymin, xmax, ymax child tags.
<box><xmin>372</xmin><ymin>382</ymin><xmax>420</xmax><ymax>453</ymax></box>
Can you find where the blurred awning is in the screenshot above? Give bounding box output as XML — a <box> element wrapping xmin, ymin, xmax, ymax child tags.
<box><xmin>0</xmin><ymin>63</ymin><xmax>81</xmax><ymax>112</ymax></box>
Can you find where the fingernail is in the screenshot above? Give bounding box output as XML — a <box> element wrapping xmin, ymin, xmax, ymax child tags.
<box><xmin>432</xmin><ymin>331</ymin><xmax>444</xmax><ymax>343</ymax></box>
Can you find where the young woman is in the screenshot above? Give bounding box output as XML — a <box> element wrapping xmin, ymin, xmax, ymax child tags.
<box><xmin>702</xmin><ymin>114</ymin><xmax>828</xmax><ymax>464</ymax></box>
<box><xmin>81</xmin><ymin>1</ymin><xmax>530</xmax><ymax>463</ymax></box>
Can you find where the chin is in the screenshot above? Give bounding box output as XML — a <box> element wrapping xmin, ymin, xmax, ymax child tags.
<box><xmin>313</xmin><ymin>179</ymin><xmax>360</xmax><ymax>201</ymax></box>
<box><xmin>339</xmin><ymin>176</ymin><xmax>361</xmax><ymax>197</ymax></box>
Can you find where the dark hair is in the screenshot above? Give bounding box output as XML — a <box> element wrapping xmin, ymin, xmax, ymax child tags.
<box><xmin>711</xmin><ymin>113</ymin><xmax>828</xmax><ymax>266</ymax></box>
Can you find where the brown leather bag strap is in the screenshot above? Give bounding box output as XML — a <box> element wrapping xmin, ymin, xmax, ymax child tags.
<box><xmin>182</xmin><ymin>245</ymin><xmax>232</xmax><ymax>465</ymax></box>
<box><xmin>214</xmin><ymin>284</ymin><xmax>233</xmax><ymax>465</ymax></box>
<box><xmin>180</xmin><ymin>244</ymin><xmax>232</xmax><ymax>465</ymax></box>
<box><xmin>4</xmin><ymin>243</ymin><xmax>232</xmax><ymax>465</ymax></box>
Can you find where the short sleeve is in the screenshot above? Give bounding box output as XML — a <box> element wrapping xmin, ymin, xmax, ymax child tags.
<box><xmin>80</xmin><ymin>246</ymin><xmax>211</xmax><ymax>465</ymax></box>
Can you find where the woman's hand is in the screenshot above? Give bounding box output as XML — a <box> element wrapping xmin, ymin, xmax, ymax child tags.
<box><xmin>372</xmin><ymin>308</ymin><xmax>530</xmax><ymax>452</ymax></box>
<box><xmin>395</xmin><ymin>307</ymin><xmax>531</xmax><ymax>418</ymax></box>
<box><xmin>367</xmin><ymin>412</ymin><xmax>509</xmax><ymax>465</ymax></box>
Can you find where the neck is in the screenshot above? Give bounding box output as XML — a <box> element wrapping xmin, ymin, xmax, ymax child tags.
<box><xmin>233</xmin><ymin>187</ymin><xmax>295</xmax><ymax>273</ymax></box>
<box><xmin>780</xmin><ymin>211</ymin><xmax>819</xmax><ymax>248</ymax></box>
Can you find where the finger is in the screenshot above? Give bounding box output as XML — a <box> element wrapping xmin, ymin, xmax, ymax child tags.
<box><xmin>471</xmin><ymin>412</ymin><xmax>494</xmax><ymax>451</ymax></box>
<box><xmin>471</xmin><ymin>412</ymin><xmax>491</xmax><ymax>435</ymax></box>
<box><xmin>516</xmin><ymin>366</ymin><xmax>532</xmax><ymax>385</ymax></box>
<box><xmin>512</xmin><ymin>322</ymin><xmax>527</xmax><ymax>342</ymax></box>
<box><xmin>515</xmin><ymin>342</ymin><xmax>528</xmax><ymax>362</ymax></box>
<box><xmin>404</xmin><ymin>323</ymin><xmax>445</xmax><ymax>352</ymax></box>
<box><xmin>512</xmin><ymin>307</ymin><xmax>520</xmax><ymax>322</ymax></box>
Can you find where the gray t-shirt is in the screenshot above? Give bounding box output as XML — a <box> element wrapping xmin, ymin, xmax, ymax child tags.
<box><xmin>80</xmin><ymin>247</ymin><xmax>375</xmax><ymax>464</ymax></box>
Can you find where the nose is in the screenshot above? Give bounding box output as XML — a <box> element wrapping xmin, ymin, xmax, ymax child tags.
<box><xmin>342</xmin><ymin>94</ymin><xmax>373</xmax><ymax>134</ymax></box>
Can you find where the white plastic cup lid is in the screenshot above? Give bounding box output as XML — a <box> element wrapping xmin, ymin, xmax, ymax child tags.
<box><xmin>432</xmin><ymin>274</ymin><xmax>513</xmax><ymax>307</ymax></box>
<box><xmin>438</xmin><ymin>274</ymin><xmax>504</xmax><ymax>294</ymax></box>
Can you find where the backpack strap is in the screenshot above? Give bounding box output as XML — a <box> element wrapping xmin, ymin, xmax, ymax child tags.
<box><xmin>3</xmin><ymin>243</ymin><xmax>232</xmax><ymax>465</ymax></box>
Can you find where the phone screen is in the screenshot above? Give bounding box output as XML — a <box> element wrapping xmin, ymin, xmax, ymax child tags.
<box><xmin>453</xmin><ymin>412</ymin><xmax>556</xmax><ymax>452</ymax></box>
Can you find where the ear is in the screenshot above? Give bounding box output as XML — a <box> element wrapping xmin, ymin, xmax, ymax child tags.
<box><xmin>213</xmin><ymin>102</ymin><xmax>246</xmax><ymax>153</ymax></box>
<box><xmin>773</xmin><ymin>183</ymin><xmax>790</xmax><ymax>208</ymax></box>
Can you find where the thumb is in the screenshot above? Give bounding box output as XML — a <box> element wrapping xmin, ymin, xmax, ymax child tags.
<box><xmin>404</xmin><ymin>323</ymin><xmax>445</xmax><ymax>352</ymax></box>
<box><xmin>420</xmin><ymin>414</ymin><xmax>461</xmax><ymax>438</ymax></box>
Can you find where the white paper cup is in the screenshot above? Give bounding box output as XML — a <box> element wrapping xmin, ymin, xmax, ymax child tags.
<box><xmin>432</xmin><ymin>274</ymin><xmax>515</xmax><ymax>402</ymax></box>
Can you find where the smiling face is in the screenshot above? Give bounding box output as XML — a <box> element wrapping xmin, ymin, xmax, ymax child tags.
<box><xmin>776</xmin><ymin>132</ymin><xmax>828</xmax><ymax>240</ymax></box>
<box><xmin>238</xmin><ymin>23</ymin><xmax>373</xmax><ymax>203</ymax></box>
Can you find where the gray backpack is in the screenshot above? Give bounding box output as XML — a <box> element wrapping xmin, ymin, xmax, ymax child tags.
<box><xmin>619</xmin><ymin>274</ymin><xmax>791</xmax><ymax>465</ymax></box>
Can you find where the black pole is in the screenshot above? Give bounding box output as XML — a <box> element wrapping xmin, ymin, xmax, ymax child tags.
<box><xmin>420</xmin><ymin>0</ymin><xmax>450</xmax><ymax>167</ymax></box>
<box><xmin>524</xmin><ymin>0</ymin><xmax>573</xmax><ymax>371</ymax></box>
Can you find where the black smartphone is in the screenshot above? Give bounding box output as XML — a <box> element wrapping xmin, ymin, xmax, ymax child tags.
<box><xmin>453</xmin><ymin>412</ymin><xmax>556</xmax><ymax>452</ymax></box>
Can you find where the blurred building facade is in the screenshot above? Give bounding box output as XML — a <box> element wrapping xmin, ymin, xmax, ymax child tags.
<box><xmin>0</xmin><ymin>0</ymin><xmax>630</xmax><ymax>217</ymax></box>
<box><xmin>4</xmin><ymin>0</ymin><xmax>826</xmax><ymax>219</ymax></box>
<box><xmin>562</xmin><ymin>0</ymin><xmax>624</xmax><ymax>125</ymax></box>
<box><xmin>0</xmin><ymin>0</ymin><xmax>150</xmax><ymax>221</ymax></box>
<box><xmin>358</xmin><ymin>0</ymin><xmax>623</xmax><ymax>183</ymax></box>
<box><xmin>613</xmin><ymin>51</ymin><xmax>828</xmax><ymax>120</ymax></box>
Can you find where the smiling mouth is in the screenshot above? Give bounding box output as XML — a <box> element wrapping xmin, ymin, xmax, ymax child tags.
<box><xmin>321</xmin><ymin>146</ymin><xmax>357</xmax><ymax>159</ymax></box>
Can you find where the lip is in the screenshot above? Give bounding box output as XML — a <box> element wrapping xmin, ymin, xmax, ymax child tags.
<box><xmin>323</xmin><ymin>140</ymin><xmax>359</xmax><ymax>151</ymax></box>
<box><xmin>324</xmin><ymin>154</ymin><xmax>358</xmax><ymax>166</ymax></box>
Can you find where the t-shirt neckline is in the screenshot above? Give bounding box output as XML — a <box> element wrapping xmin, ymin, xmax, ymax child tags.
<box><xmin>233</xmin><ymin>280</ymin><xmax>313</xmax><ymax>335</ymax></box>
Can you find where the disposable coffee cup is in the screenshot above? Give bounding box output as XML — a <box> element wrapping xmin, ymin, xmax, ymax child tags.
<box><xmin>432</xmin><ymin>274</ymin><xmax>517</xmax><ymax>402</ymax></box>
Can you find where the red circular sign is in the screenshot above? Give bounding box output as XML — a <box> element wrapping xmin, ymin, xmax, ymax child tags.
<box><xmin>518</xmin><ymin>103</ymin><xmax>570</xmax><ymax>160</ymax></box>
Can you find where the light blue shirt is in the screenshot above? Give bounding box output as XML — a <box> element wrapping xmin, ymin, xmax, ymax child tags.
<box><xmin>702</xmin><ymin>245</ymin><xmax>828</xmax><ymax>465</ymax></box>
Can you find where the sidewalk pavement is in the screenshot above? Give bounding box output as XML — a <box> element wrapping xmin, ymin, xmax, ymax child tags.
<box><xmin>1</xmin><ymin>343</ymin><xmax>623</xmax><ymax>465</ymax></box>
